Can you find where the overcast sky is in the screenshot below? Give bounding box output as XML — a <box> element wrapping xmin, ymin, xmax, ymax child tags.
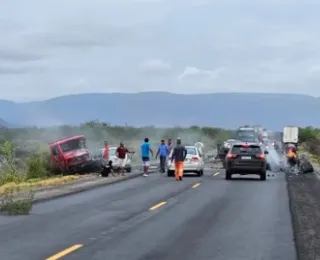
<box><xmin>0</xmin><ymin>0</ymin><xmax>320</xmax><ymax>101</ymax></box>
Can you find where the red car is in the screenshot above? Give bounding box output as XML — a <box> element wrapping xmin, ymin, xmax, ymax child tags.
<box><xmin>49</xmin><ymin>135</ymin><xmax>91</xmax><ymax>173</ymax></box>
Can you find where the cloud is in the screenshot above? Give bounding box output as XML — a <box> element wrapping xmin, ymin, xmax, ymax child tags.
<box><xmin>139</xmin><ymin>59</ymin><xmax>172</xmax><ymax>75</ymax></box>
<box><xmin>0</xmin><ymin>0</ymin><xmax>320</xmax><ymax>100</ymax></box>
<box><xmin>0</xmin><ymin>49</ymin><xmax>42</xmax><ymax>62</ymax></box>
<box><xmin>178</xmin><ymin>66</ymin><xmax>224</xmax><ymax>82</ymax></box>
<box><xmin>26</xmin><ymin>25</ymin><xmax>130</xmax><ymax>50</ymax></box>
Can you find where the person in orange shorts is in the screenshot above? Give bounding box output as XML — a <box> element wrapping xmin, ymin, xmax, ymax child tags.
<box><xmin>171</xmin><ymin>138</ymin><xmax>187</xmax><ymax>181</ymax></box>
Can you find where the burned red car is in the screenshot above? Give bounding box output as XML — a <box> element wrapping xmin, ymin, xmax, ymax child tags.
<box><xmin>49</xmin><ymin>135</ymin><xmax>92</xmax><ymax>173</ymax></box>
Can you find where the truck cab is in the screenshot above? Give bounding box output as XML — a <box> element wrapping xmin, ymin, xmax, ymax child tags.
<box><xmin>49</xmin><ymin>135</ymin><xmax>91</xmax><ymax>173</ymax></box>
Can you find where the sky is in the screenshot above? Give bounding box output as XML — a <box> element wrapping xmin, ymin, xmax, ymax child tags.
<box><xmin>0</xmin><ymin>0</ymin><xmax>320</xmax><ymax>101</ymax></box>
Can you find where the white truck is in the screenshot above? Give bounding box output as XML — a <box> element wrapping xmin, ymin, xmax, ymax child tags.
<box><xmin>282</xmin><ymin>126</ymin><xmax>299</xmax><ymax>144</ymax></box>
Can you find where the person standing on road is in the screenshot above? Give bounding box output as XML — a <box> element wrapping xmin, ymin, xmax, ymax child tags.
<box><xmin>156</xmin><ymin>139</ymin><xmax>168</xmax><ymax>173</ymax></box>
<box><xmin>171</xmin><ymin>138</ymin><xmax>187</xmax><ymax>181</ymax></box>
<box><xmin>116</xmin><ymin>142</ymin><xmax>134</xmax><ymax>176</ymax></box>
<box><xmin>102</xmin><ymin>141</ymin><xmax>115</xmax><ymax>177</ymax></box>
<box><xmin>141</xmin><ymin>138</ymin><xmax>153</xmax><ymax>177</ymax></box>
<box><xmin>167</xmin><ymin>138</ymin><xmax>173</xmax><ymax>155</ymax></box>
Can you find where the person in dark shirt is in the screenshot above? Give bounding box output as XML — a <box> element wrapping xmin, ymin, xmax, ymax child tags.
<box><xmin>101</xmin><ymin>140</ymin><xmax>115</xmax><ymax>177</ymax></box>
<box><xmin>116</xmin><ymin>142</ymin><xmax>134</xmax><ymax>176</ymax></box>
<box><xmin>171</xmin><ymin>138</ymin><xmax>187</xmax><ymax>181</ymax></box>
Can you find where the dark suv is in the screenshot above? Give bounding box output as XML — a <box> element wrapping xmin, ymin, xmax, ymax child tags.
<box><xmin>225</xmin><ymin>142</ymin><xmax>268</xmax><ymax>181</ymax></box>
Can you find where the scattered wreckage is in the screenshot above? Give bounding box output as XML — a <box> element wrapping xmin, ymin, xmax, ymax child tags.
<box><xmin>48</xmin><ymin>135</ymin><xmax>136</xmax><ymax>174</ymax></box>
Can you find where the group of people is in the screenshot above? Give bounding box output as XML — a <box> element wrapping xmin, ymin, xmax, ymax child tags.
<box><xmin>140</xmin><ymin>137</ymin><xmax>188</xmax><ymax>180</ymax></box>
<box><xmin>102</xmin><ymin>138</ymin><xmax>188</xmax><ymax>180</ymax></box>
<box><xmin>102</xmin><ymin>141</ymin><xmax>135</xmax><ymax>177</ymax></box>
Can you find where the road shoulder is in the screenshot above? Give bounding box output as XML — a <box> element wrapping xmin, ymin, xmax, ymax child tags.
<box><xmin>32</xmin><ymin>171</ymin><xmax>158</xmax><ymax>203</ymax></box>
<box><xmin>287</xmin><ymin>171</ymin><xmax>320</xmax><ymax>260</ymax></box>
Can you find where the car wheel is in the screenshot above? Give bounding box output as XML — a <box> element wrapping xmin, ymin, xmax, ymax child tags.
<box><xmin>196</xmin><ymin>170</ymin><xmax>202</xmax><ymax>177</ymax></box>
<box><xmin>200</xmin><ymin>170</ymin><xmax>204</xmax><ymax>176</ymax></box>
<box><xmin>225</xmin><ymin>170</ymin><xmax>232</xmax><ymax>180</ymax></box>
<box><xmin>266</xmin><ymin>163</ymin><xmax>271</xmax><ymax>171</ymax></box>
<box><xmin>126</xmin><ymin>167</ymin><xmax>132</xmax><ymax>173</ymax></box>
<box><xmin>260</xmin><ymin>170</ymin><xmax>266</xmax><ymax>181</ymax></box>
<box><xmin>167</xmin><ymin>170</ymin><xmax>174</xmax><ymax>177</ymax></box>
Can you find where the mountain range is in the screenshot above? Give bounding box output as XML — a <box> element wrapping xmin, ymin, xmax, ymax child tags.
<box><xmin>0</xmin><ymin>92</ymin><xmax>319</xmax><ymax>130</ymax></box>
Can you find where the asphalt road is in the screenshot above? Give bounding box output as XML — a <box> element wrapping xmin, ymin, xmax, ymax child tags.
<box><xmin>0</xmin><ymin>169</ymin><xmax>297</xmax><ymax>260</ymax></box>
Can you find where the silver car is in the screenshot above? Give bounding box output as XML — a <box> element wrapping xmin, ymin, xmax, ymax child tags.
<box><xmin>167</xmin><ymin>145</ymin><xmax>205</xmax><ymax>177</ymax></box>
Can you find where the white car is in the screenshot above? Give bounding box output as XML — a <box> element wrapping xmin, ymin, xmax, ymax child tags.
<box><xmin>167</xmin><ymin>145</ymin><xmax>205</xmax><ymax>177</ymax></box>
<box><xmin>223</xmin><ymin>139</ymin><xmax>236</xmax><ymax>149</ymax></box>
<box><xmin>98</xmin><ymin>147</ymin><xmax>132</xmax><ymax>172</ymax></box>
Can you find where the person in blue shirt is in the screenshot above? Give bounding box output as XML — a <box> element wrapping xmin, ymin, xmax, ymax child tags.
<box><xmin>156</xmin><ymin>139</ymin><xmax>169</xmax><ymax>173</ymax></box>
<box><xmin>141</xmin><ymin>138</ymin><xmax>153</xmax><ymax>177</ymax></box>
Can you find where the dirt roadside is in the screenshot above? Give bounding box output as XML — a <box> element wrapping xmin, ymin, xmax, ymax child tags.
<box><xmin>287</xmin><ymin>169</ymin><xmax>320</xmax><ymax>260</ymax></box>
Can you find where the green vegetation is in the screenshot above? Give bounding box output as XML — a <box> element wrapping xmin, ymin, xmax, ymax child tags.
<box><xmin>0</xmin><ymin>121</ymin><xmax>232</xmax><ymax>214</ymax></box>
<box><xmin>299</xmin><ymin>127</ymin><xmax>320</xmax><ymax>162</ymax></box>
<box><xmin>1</xmin><ymin>122</ymin><xmax>319</xmax><ymax>214</ymax></box>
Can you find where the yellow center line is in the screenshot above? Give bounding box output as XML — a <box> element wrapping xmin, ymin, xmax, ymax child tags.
<box><xmin>46</xmin><ymin>244</ymin><xmax>83</xmax><ymax>260</ymax></box>
<box><xmin>213</xmin><ymin>172</ymin><xmax>220</xmax><ymax>176</ymax></box>
<box><xmin>149</xmin><ymin>201</ymin><xmax>167</xmax><ymax>211</ymax></box>
<box><xmin>192</xmin><ymin>183</ymin><xmax>201</xmax><ymax>188</ymax></box>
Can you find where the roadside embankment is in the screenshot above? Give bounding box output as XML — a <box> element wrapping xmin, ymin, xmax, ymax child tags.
<box><xmin>287</xmin><ymin>146</ymin><xmax>320</xmax><ymax>260</ymax></box>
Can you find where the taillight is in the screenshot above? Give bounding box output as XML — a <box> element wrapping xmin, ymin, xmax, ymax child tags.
<box><xmin>192</xmin><ymin>157</ymin><xmax>199</xmax><ymax>162</ymax></box>
<box><xmin>256</xmin><ymin>154</ymin><xmax>265</xmax><ymax>159</ymax></box>
<box><xmin>227</xmin><ymin>153</ymin><xmax>236</xmax><ymax>158</ymax></box>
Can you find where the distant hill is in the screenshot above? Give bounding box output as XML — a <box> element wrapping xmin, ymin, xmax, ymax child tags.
<box><xmin>0</xmin><ymin>92</ymin><xmax>319</xmax><ymax>130</ymax></box>
<box><xmin>0</xmin><ymin>118</ymin><xmax>14</xmax><ymax>128</ymax></box>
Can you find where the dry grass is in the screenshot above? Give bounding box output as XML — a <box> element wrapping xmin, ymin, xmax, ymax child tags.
<box><xmin>0</xmin><ymin>175</ymin><xmax>81</xmax><ymax>195</ymax></box>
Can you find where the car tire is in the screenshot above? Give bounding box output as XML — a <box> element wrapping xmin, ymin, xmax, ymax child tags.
<box><xmin>266</xmin><ymin>163</ymin><xmax>271</xmax><ymax>171</ymax></box>
<box><xmin>126</xmin><ymin>166</ymin><xmax>132</xmax><ymax>173</ymax></box>
<box><xmin>260</xmin><ymin>170</ymin><xmax>266</xmax><ymax>181</ymax></box>
<box><xmin>167</xmin><ymin>170</ymin><xmax>174</xmax><ymax>177</ymax></box>
<box><xmin>197</xmin><ymin>170</ymin><xmax>203</xmax><ymax>177</ymax></box>
<box><xmin>225</xmin><ymin>170</ymin><xmax>232</xmax><ymax>180</ymax></box>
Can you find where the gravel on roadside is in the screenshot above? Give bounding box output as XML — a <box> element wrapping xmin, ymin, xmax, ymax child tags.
<box><xmin>287</xmin><ymin>170</ymin><xmax>320</xmax><ymax>260</ymax></box>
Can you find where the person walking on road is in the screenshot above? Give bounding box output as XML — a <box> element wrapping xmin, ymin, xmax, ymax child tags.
<box><xmin>171</xmin><ymin>138</ymin><xmax>187</xmax><ymax>181</ymax></box>
<box><xmin>156</xmin><ymin>139</ymin><xmax>168</xmax><ymax>173</ymax></box>
<box><xmin>116</xmin><ymin>142</ymin><xmax>134</xmax><ymax>176</ymax></box>
<box><xmin>141</xmin><ymin>138</ymin><xmax>153</xmax><ymax>177</ymax></box>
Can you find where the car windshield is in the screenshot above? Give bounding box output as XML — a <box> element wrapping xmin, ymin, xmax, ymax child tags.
<box><xmin>231</xmin><ymin>145</ymin><xmax>262</xmax><ymax>154</ymax></box>
<box><xmin>109</xmin><ymin>149</ymin><xmax>116</xmax><ymax>156</ymax></box>
<box><xmin>240</xmin><ymin>137</ymin><xmax>258</xmax><ymax>143</ymax></box>
<box><xmin>60</xmin><ymin>138</ymin><xmax>86</xmax><ymax>153</ymax></box>
<box><xmin>186</xmin><ymin>147</ymin><xmax>197</xmax><ymax>155</ymax></box>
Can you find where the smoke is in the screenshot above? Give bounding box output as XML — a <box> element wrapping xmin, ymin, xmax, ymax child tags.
<box><xmin>265</xmin><ymin>144</ymin><xmax>283</xmax><ymax>172</ymax></box>
<box><xmin>9</xmin><ymin>124</ymin><xmax>222</xmax><ymax>163</ymax></box>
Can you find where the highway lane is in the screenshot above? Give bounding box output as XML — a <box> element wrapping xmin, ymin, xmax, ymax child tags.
<box><xmin>0</xmin><ymin>169</ymin><xmax>296</xmax><ymax>260</ymax></box>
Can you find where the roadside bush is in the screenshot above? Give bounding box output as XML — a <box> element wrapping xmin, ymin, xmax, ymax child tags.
<box><xmin>0</xmin><ymin>187</ymin><xmax>34</xmax><ymax>215</ymax></box>
<box><xmin>0</xmin><ymin>141</ymin><xmax>23</xmax><ymax>185</ymax></box>
<box><xmin>299</xmin><ymin>127</ymin><xmax>320</xmax><ymax>157</ymax></box>
<box><xmin>26</xmin><ymin>153</ymin><xmax>51</xmax><ymax>179</ymax></box>
<box><xmin>299</xmin><ymin>127</ymin><xmax>320</xmax><ymax>143</ymax></box>
<box><xmin>0</xmin><ymin>140</ymin><xmax>34</xmax><ymax>215</ymax></box>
